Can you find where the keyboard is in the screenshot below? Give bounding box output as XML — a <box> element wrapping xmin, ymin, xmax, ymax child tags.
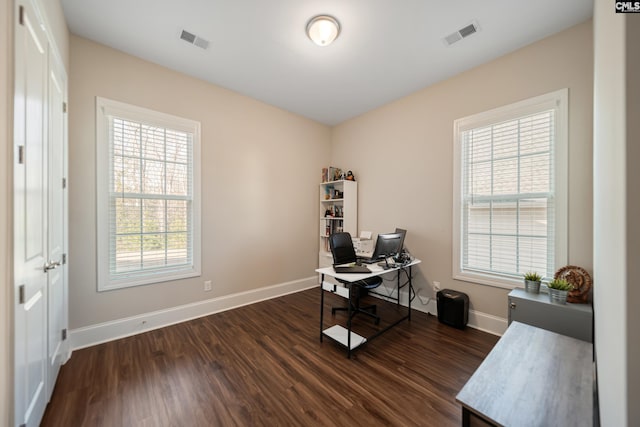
<box><xmin>333</xmin><ymin>265</ymin><xmax>371</xmax><ymax>274</ymax></box>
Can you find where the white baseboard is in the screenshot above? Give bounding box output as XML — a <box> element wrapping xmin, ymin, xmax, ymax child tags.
<box><xmin>70</xmin><ymin>277</ymin><xmax>508</xmax><ymax>353</ymax></box>
<box><xmin>69</xmin><ymin>276</ymin><xmax>318</xmax><ymax>351</ymax></box>
<box><xmin>467</xmin><ymin>309</ymin><xmax>508</xmax><ymax>336</ymax></box>
<box><xmin>372</xmin><ymin>284</ymin><xmax>507</xmax><ymax>336</ymax></box>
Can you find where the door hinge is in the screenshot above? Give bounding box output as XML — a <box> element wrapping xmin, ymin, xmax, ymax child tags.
<box><xmin>62</xmin><ymin>253</ymin><xmax>67</xmax><ymax>265</ymax></box>
<box><xmin>18</xmin><ymin>145</ymin><xmax>24</xmax><ymax>164</ymax></box>
<box><xmin>62</xmin><ymin>329</ymin><xmax>67</xmax><ymax>340</ymax></box>
<box><xmin>19</xmin><ymin>285</ymin><xmax>25</xmax><ymax>304</ymax></box>
<box><xmin>62</xmin><ymin>177</ymin><xmax>67</xmax><ymax>189</ymax></box>
<box><xmin>19</xmin><ymin>5</ymin><xmax>24</xmax><ymax>25</ymax></box>
<box><xmin>63</xmin><ymin>102</ymin><xmax>67</xmax><ymax>113</ymax></box>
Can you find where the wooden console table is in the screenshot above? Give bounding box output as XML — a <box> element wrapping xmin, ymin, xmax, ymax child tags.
<box><xmin>456</xmin><ymin>321</ymin><xmax>593</xmax><ymax>426</ymax></box>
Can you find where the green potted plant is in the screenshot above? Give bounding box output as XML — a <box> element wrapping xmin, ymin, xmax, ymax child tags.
<box><xmin>523</xmin><ymin>272</ymin><xmax>542</xmax><ymax>294</ymax></box>
<box><xmin>547</xmin><ymin>278</ymin><xmax>574</xmax><ymax>304</ymax></box>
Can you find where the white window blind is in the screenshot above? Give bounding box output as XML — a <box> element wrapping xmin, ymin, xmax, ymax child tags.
<box><xmin>453</xmin><ymin>90</ymin><xmax>567</xmax><ymax>288</ymax></box>
<box><xmin>96</xmin><ymin>98</ymin><xmax>201</xmax><ymax>291</ymax></box>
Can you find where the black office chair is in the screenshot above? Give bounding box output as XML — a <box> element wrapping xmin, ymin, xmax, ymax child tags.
<box><xmin>329</xmin><ymin>232</ymin><xmax>382</xmax><ymax>325</ymax></box>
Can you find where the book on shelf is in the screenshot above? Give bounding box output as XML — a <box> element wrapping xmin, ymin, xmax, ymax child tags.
<box><xmin>323</xmin><ymin>205</ymin><xmax>344</xmax><ymax>218</ymax></box>
<box><xmin>321</xmin><ymin>166</ymin><xmax>343</xmax><ymax>183</ymax></box>
<box><xmin>320</xmin><ymin>218</ymin><xmax>344</xmax><ymax>237</ymax></box>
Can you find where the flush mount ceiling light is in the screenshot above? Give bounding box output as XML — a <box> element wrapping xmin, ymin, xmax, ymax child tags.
<box><xmin>306</xmin><ymin>15</ymin><xmax>340</xmax><ymax>46</ymax></box>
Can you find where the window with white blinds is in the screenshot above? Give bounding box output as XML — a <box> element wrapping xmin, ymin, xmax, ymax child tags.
<box><xmin>96</xmin><ymin>98</ymin><xmax>201</xmax><ymax>291</ymax></box>
<box><xmin>453</xmin><ymin>90</ymin><xmax>568</xmax><ymax>288</ymax></box>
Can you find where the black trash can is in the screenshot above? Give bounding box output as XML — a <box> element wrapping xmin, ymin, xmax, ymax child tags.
<box><xmin>436</xmin><ymin>289</ymin><xmax>469</xmax><ymax>329</ymax></box>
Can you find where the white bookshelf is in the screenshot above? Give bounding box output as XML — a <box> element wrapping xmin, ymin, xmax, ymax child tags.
<box><xmin>318</xmin><ymin>179</ymin><xmax>357</xmax><ymax>286</ymax></box>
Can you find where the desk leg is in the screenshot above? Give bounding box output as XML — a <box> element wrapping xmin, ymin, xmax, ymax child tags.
<box><xmin>461</xmin><ymin>407</ymin><xmax>470</xmax><ymax>427</ymax></box>
<box><xmin>320</xmin><ymin>273</ymin><xmax>325</xmax><ymax>342</ymax></box>
<box><xmin>408</xmin><ymin>266</ymin><xmax>412</xmax><ymax>321</ymax></box>
<box><xmin>396</xmin><ymin>271</ymin><xmax>401</xmax><ymax>307</ymax></box>
<box><xmin>347</xmin><ymin>284</ymin><xmax>352</xmax><ymax>358</ymax></box>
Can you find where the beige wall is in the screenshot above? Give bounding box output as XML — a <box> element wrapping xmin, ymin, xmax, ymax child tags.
<box><xmin>331</xmin><ymin>21</ymin><xmax>594</xmax><ymax>319</ymax></box>
<box><xmin>593</xmin><ymin>4</ymin><xmax>639</xmax><ymax>425</ymax></box>
<box><xmin>68</xmin><ymin>35</ymin><xmax>331</xmax><ymax>328</ymax></box>
<box><xmin>1</xmin><ymin>0</ymin><xmax>14</xmax><ymax>424</ymax></box>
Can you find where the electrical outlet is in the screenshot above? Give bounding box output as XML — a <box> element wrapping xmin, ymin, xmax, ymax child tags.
<box><xmin>433</xmin><ymin>281</ymin><xmax>441</xmax><ymax>291</ymax></box>
<box><xmin>204</xmin><ymin>280</ymin><xmax>212</xmax><ymax>292</ymax></box>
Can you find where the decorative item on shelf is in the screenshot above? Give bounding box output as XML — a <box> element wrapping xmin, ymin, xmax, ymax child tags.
<box><xmin>325</xmin><ymin>208</ymin><xmax>333</xmax><ymax>217</ymax></box>
<box><xmin>330</xmin><ymin>166</ymin><xmax>342</xmax><ymax>181</ymax></box>
<box><xmin>345</xmin><ymin>170</ymin><xmax>355</xmax><ymax>181</ymax></box>
<box><xmin>546</xmin><ymin>278</ymin><xmax>574</xmax><ymax>305</ymax></box>
<box><xmin>554</xmin><ymin>265</ymin><xmax>592</xmax><ymax>304</ymax></box>
<box><xmin>523</xmin><ymin>271</ymin><xmax>542</xmax><ymax>294</ymax></box>
<box><xmin>323</xmin><ymin>185</ymin><xmax>332</xmax><ymax>200</ymax></box>
<box><xmin>322</xmin><ymin>166</ymin><xmax>344</xmax><ymax>182</ymax></box>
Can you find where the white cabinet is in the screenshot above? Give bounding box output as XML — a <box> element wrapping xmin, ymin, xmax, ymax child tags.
<box><xmin>318</xmin><ymin>180</ymin><xmax>357</xmax><ymax>280</ymax></box>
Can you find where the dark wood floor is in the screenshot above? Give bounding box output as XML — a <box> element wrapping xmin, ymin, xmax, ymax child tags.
<box><xmin>41</xmin><ymin>288</ymin><xmax>498</xmax><ymax>427</ymax></box>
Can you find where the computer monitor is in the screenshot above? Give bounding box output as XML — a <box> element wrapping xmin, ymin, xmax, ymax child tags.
<box><xmin>394</xmin><ymin>228</ymin><xmax>407</xmax><ymax>253</ymax></box>
<box><xmin>370</xmin><ymin>232</ymin><xmax>403</xmax><ymax>260</ymax></box>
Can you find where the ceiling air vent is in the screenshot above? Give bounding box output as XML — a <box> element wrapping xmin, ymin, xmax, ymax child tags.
<box><xmin>180</xmin><ymin>30</ymin><xmax>209</xmax><ymax>50</ymax></box>
<box><xmin>443</xmin><ymin>21</ymin><xmax>480</xmax><ymax>46</ymax></box>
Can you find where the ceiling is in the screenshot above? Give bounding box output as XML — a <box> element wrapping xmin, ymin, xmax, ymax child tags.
<box><xmin>61</xmin><ymin>0</ymin><xmax>593</xmax><ymax>126</ymax></box>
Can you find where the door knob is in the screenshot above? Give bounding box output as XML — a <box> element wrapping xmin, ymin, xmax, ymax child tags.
<box><xmin>44</xmin><ymin>260</ymin><xmax>61</xmax><ymax>272</ymax></box>
<box><xmin>510</xmin><ymin>302</ymin><xmax>516</xmax><ymax>309</ymax></box>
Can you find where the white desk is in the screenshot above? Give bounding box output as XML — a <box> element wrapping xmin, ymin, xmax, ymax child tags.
<box><xmin>316</xmin><ymin>259</ymin><xmax>421</xmax><ymax>357</ymax></box>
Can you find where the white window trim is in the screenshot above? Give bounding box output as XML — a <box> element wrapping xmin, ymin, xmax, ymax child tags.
<box><xmin>452</xmin><ymin>89</ymin><xmax>568</xmax><ymax>289</ymax></box>
<box><xmin>96</xmin><ymin>97</ymin><xmax>202</xmax><ymax>291</ymax></box>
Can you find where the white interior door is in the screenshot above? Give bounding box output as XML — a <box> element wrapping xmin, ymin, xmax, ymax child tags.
<box><xmin>46</xmin><ymin>50</ymin><xmax>68</xmax><ymax>401</ymax></box>
<box><xmin>14</xmin><ymin>1</ymin><xmax>49</xmax><ymax>426</ymax></box>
